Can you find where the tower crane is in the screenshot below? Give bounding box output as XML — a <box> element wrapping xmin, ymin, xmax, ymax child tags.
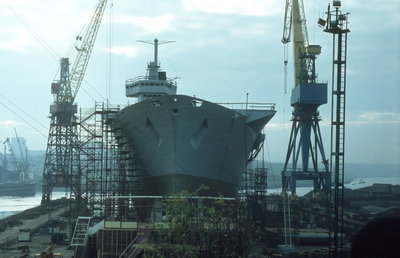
<box><xmin>280</xmin><ymin>0</ymin><xmax>331</xmax><ymax>249</ymax></box>
<box><xmin>42</xmin><ymin>0</ymin><xmax>108</xmax><ymax>203</ymax></box>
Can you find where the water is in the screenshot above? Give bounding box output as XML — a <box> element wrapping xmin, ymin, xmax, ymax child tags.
<box><xmin>1</xmin><ymin>177</ymin><xmax>399</xmax><ymax>220</ymax></box>
<box><xmin>0</xmin><ymin>191</ymin><xmax>67</xmax><ymax>220</ymax></box>
<box><xmin>268</xmin><ymin>177</ymin><xmax>400</xmax><ymax>196</ymax></box>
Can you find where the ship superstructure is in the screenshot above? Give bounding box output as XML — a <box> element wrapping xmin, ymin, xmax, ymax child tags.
<box><xmin>125</xmin><ymin>39</ymin><xmax>177</xmax><ymax>101</ymax></box>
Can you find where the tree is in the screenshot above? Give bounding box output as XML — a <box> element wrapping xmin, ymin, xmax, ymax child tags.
<box><xmin>140</xmin><ymin>186</ymin><xmax>245</xmax><ymax>257</ymax></box>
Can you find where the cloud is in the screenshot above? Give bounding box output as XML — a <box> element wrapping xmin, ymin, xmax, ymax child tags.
<box><xmin>265</xmin><ymin>122</ymin><xmax>293</xmax><ymax>129</ymax></box>
<box><xmin>0</xmin><ymin>120</ymin><xmax>21</xmax><ymax>126</ymax></box>
<box><xmin>107</xmin><ymin>46</ymin><xmax>138</xmax><ymax>57</ymax></box>
<box><xmin>181</xmin><ymin>0</ymin><xmax>281</xmax><ymax>16</ymax></box>
<box><xmin>115</xmin><ymin>14</ymin><xmax>175</xmax><ymax>34</ymax></box>
<box><xmin>0</xmin><ymin>39</ymin><xmax>28</xmax><ymax>52</ymax></box>
<box><xmin>355</xmin><ymin>112</ymin><xmax>400</xmax><ymax>125</ymax></box>
<box><xmin>0</xmin><ymin>28</ymin><xmax>33</xmax><ymax>53</ymax></box>
<box><xmin>339</xmin><ymin>112</ymin><xmax>400</xmax><ymax>126</ymax></box>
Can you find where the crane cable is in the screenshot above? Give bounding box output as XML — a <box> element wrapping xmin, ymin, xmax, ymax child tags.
<box><xmin>107</xmin><ymin>0</ymin><xmax>114</xmax><ymax>101</ymax></box>
<box><xmin>0</xmin><ymin>99</ymin><xmax>48</xmax><ymax>139</ymax></box>
<box><xmin>283</xmin><ymin>44</ymin><xmax>289</xmax><ymax>94</ymax></box>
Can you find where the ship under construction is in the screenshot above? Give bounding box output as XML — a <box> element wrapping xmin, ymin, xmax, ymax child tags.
<box><xmin>33</xmin><ymin>0</ymin><xmax>356</xmax><ymax>257</ymax></box>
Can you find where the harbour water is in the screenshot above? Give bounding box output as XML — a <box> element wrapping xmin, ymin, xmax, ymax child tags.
<box><xmin>267</xmin><ymin>177</ymin><xmax>400</xmax><ymax>196</ymax></box>
<box><xmin>0</xmin><ymin>191</ymin><xmax>66</xmax><ymax>220</ymax></box>
<box><xmin>0</xmin><ymin>177</ymin><xmax>399</xmax><ymax>220</ymax></box>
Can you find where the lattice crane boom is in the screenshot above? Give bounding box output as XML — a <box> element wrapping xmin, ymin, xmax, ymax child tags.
<box><xmin>282</xmin><ymin>0</ymin><xmax>293</xmax><ymax>44</ymax></box>
<box><xmin>282</xmin><ymin>0</ymin><xmax>312</xmax><ymax>86</ymax></box>
<box><xmin>62</xmin><ymin>0</ymin><xmax>108</xmax><ymax>103</ymax></box>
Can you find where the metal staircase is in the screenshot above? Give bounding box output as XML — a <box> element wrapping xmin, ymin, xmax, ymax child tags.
<box><xmin>119</xmin><ymin>229</ymin><xmax>151</xmax><ymax>258</ymax></box>
<box><xmin>71</xmin><ymin>216</ymin><xmax>92</xmax><ymax>247</ymax></box>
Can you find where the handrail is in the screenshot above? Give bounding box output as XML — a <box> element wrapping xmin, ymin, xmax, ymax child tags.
<box><xmin>217</xmin><ymin>102</ymin><xmax>276</xmax><ymax>110</ymax></box>
<box><xmin>125</xmin><ymin>76</ymin><xmax>177</xmax><ymax>87</ymax></box>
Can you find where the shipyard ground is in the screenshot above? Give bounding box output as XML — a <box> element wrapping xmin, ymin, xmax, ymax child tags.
<box><xmin>0</xmin><ymin>199</ymin><xmax>74</xmax><ymax>258</ymax></box>
<box><xmin>1</xmin><ymin>183</ymin><xmax>399</xmax><ymax>258</ymax></box>
<box><xmin>1</xmin><ymin>233</ymin><xmax>74</xmax><ymax>258</ymax></box>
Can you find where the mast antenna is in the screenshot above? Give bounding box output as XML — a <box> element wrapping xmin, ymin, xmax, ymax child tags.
<box><xmin>137</xmin><ymin>39</ymin><xmax>175</xmax><ymax>65</ymax></box>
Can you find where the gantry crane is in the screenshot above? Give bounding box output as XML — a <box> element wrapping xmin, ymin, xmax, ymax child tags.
<box><xmin>280</xmin><ymin>0</ymin><xmax>331</xmax><ymax>249</ymax></box>
<box><xmin>281</xmin><ymin>0</ymin><xmax>330</xmax><ymax>194</ymax></box>
<box><xmin>41</xmin><ymin>0</ymin><xmax>108</xmax><ymax>203</ymax></box>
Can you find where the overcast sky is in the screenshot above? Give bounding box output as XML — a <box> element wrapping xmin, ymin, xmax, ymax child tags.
<box><xmin>0</xmin><ymin>0</ymin><xmax>399</xmax><ymax>167</ymax></box>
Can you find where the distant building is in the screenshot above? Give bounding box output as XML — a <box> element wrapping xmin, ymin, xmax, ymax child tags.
<box><xmin>354</xmin><ymin>183</ymin><xmax>400</xmax><ymax>197</ymax></box>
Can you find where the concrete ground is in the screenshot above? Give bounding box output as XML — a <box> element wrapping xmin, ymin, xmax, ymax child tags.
<box><xmin>1</xmin><ymin>233</ymin><xmax>75</xmax><ymax>258</ymax></box>
<box><xmin>0</xmin><ymin>201</ymin><xmax>74</xmax><ymax>257</ymax></box>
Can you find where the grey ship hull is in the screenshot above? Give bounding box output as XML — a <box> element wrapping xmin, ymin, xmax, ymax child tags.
<box><xmin>115</xmin><ymin>95</ymin><xmax>275</xmax><ymax>197</ymax></box>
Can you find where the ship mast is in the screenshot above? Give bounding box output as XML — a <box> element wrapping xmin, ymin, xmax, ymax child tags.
<box><xmin>137</xmin><ymin>38</ymin><xmax>174</xmax><ymax>79</ymax></box>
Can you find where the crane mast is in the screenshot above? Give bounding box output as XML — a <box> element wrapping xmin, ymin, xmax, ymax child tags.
<box><xmin>280</xmin><ymin>0</ymin><xmax>331</xmax><ymax>250</ymax></box>
<box><xmin>42</xmin><ymin>0</ymin><xmax>108</xmax><ymax>203</ymax></box>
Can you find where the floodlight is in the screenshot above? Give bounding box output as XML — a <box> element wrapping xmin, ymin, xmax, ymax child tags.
<box><xmin>318</xmin><ymin>18</ymin><xmax>326</xmax><ymax>27</ymax></box>
<box><xmin>333</xmin><ymin>1</ymin><xmax>341</xmax><ymax>8</ymax></box>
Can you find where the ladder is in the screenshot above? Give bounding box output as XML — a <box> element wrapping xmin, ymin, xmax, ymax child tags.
<box><xmin>330</xmin><ymin>30</ymin><xmax>348</xmax><ymax>255</ymax></box>
<box><xmin>70</xmin><ymin>216</ymin><xmax>91</xmax><ymax>246</ymax></box>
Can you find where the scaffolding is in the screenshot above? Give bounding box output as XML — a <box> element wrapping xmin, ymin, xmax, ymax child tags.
<box><xmin>70</xmin><ymin>101</ymin><xmax>149</xmax><ymax>220</ymax></box>
<box><xmin>70</xmin><ymin>102</ymin><xmax>121</xmax><ymax>217</ymax></box>
<box><xmin>110</xmin><ymin>116</ymin><xmax>146</xmax><ymax>220</ymax></box>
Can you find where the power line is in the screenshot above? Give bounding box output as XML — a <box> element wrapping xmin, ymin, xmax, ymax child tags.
<box><xmin>0</xmin><ymin>100</ymin><xmax>48</xmax><ymax>139</ymax></box>
<box><xmin>0</xmin><ymin>94</ymin><xmax>48</xmax><ymax>131</ymax></box>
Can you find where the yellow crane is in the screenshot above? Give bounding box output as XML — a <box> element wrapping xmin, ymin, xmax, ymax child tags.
<box><xmin>282</xmin><ymin>0</ymin><xmax>321</xmax><ymax>87</ymax></box>
<box><xmin>42</xmin><ymin>0</ymin><xmax>108</xmax><ymax>203</ymax></box>
<box><xmin>280</xmin><ymin>0</ymin><xmax>330</xmax><ymax>251</ymax></box>
<box><xmin>63</xmin><ymin>0</ymin><xmax>108</xmax><ymax>103</ymax></box>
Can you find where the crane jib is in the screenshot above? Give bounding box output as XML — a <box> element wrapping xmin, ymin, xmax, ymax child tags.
<box><xmin>61</xmin><ymin>0</ymin><xmax>108</xmax><ymax>104</ymax></box>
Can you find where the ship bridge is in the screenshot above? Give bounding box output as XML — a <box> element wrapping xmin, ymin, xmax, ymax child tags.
<box><xmin>125</xmin><ymin>74</ymin><xmax>177</xmax><ymax>102</ymax></box>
